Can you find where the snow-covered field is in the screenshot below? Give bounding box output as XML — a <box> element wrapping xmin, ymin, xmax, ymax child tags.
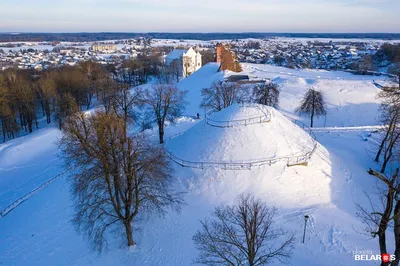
<box><xmin>0</xmin><ymin>63</ymin><xmax>395</xmax><ymax>265</ymax></box>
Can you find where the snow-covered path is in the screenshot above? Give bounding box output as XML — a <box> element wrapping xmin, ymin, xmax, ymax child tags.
<box><xmin>312</xmin><ymin>125</ymin><xmax>383</xmax><ymax>132</ymax></box>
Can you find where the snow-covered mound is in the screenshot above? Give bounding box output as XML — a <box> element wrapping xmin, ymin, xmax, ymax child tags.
<box><xmin>167</xmin><ymin>104</ymin><xmax>315</xmax><ymax>163</ymax></box>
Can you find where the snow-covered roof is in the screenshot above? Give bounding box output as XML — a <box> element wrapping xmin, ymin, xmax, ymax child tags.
<box><xmin>165</xmin><ymin>49</ymin><xmax>188</xmax><ymax>61</ymax></box>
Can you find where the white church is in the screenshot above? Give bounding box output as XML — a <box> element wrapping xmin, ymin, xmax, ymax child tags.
<box><xmin>165</xmin><ymin>47</ymin><xmax>202</xmax><ymax>78</ymax></box>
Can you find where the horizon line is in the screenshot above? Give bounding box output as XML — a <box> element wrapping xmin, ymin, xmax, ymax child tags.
<box><xmin>1</xmin><ymin>31</ymin><xmax>400</xmax><ymax>34</ymax></box>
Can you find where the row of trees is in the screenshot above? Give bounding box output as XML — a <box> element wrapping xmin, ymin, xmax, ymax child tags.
<box><xmin>0</xmin><ymin>61</ymin><xmax>122</xmax><ymax>141</ymax></box>
<box><xmin>200</xmin><ymin>81</ymin><xmax>327</xmax><ymax>128</ymax></box>
<box><xmin>200</xmin><ymin>81</ymin><xmax>280</xmax><ymax>113</ymax></box>
<box><xmin>0</xmin><ymin>54</ymin><xmax>189</xmax><ymax>142</ymax></box>
<box><xmin>353</xmin><ymin>44</ymin><xmax>400</xmax><ymax>75</ymax></box>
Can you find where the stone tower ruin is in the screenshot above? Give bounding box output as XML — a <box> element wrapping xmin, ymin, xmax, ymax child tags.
<box><xmin>216</xmin><ymin>43</ymin><xmax>242</xmax><ymax>72</ymax></box>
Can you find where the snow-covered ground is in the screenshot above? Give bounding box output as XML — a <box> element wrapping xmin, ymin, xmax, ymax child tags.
<box><xmin>0</xmin><ymin>63</ymin><xmax>395</xmax><ymax>265</ymax></box>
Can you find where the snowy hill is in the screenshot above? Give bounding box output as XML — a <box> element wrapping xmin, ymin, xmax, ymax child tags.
<box><xmin>0</xmin><ymin>126</ymin><xmax>63</xmax><ymax>211</ymax></box>
<box><xmin>167</xmin><ymin>104</ymin><xmax>314</xmax><ymax>163</ymax></box>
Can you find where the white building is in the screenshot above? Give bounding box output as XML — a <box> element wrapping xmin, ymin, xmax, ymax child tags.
<box><xmin>165</xmin><ymin>47</ymin><xmax>202</xmax><ymax>77</ymax></box>
<box><xmin>90</xmin><ymin>44</ymin><xmax>117</xmax><ymax>53</ymax></box>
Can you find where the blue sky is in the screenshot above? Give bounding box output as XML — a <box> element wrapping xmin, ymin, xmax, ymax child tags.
<box><xmin>0</xmin><ymin>0</ymin><xmax>399</xmax><ymax>32</ymax></box>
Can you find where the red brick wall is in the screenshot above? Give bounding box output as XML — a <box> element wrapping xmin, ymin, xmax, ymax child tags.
<box><xmin>215</xmin><ymin>43</ymin><xmax>242</xmax><ymax>72</ymax></box>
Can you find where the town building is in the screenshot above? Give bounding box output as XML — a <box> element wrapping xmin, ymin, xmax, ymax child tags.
<box><xmin>165</xmin><ymin>47</ymin><xmax>202</xmax><ymax>77</ymax></box>
<box><xmin>90</xmin><ymin>44</ymin><xmax>117</xmax><ymax>53</ymax></box>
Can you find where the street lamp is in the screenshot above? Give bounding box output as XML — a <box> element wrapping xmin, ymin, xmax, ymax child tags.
<box><xmin>302</xmin><ymin>215</ymin><xmax>310</xmax><ymax>244</ymax></box>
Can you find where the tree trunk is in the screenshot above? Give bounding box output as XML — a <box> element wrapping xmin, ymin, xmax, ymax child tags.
<box><xmin>381</xmin><ymin>134</ymin><xmax>399</xmax><ymax>173</ymax></box>
<box><xmin>124</xmin><ymin>220</ymin><xmax>135</xmax><ymax>247</ymax></box>
<box><xmin>376</xmin><ymin>125</ymin><xmax>392</xmax><ymax>162</ymax></box>
<box><xmin>45</xmin><ymin>101</ymin><xmax>51</xmax><ymax>124</ymax></box>
<box><xmin>377</xmin><ymin>187</ymin><xmax>396</xmax><ymax>266</ymax></box>
<box><xmin>310</xmin><ymin>111</ymin><xmax>314</xmax><ymax>128</ymax></box>
<box><xmin>381</xmin><ymin>155</ymin><xmax>391</xmax><ymax>174</ymax></box>
<box><xmin>392</xmin><ymin>199</ymin><xmax>400</xmax><ymax>266</ymax></box>
<box><xmin>159</xmin><ymin>124</ymin><xmax>164</xmax><ymax>144</ymax></box>
<box><xmin>378</xmin><ymin>232</ymin><xmax>390</xmax><ymax>266</ymax></box>
<box><xmin>27</xmin><ymin>119</ymin><xmax>33</xmax><ymax>133</ymax></box>
<box><xmin>311</xmin><ymin>92</ymin><xmax>315</xmax><ymax>128</ymax></box>
<box><xmin>1</xmin><ymin>120</ymin><xmax>6</xmax><ymax>143</ymax></box>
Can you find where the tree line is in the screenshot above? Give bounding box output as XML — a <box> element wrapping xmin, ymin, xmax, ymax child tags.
<box><xmin>353</xmin><ymin>44</ymin><xmax>400</xmax><ymax>75</ymax></box>
<box><xmin>200</xmin><ymin>81</ymin><xmax>327</xmax><ymax>128</ymax></box>
<box><xmin>0</xmin><ymin>54</ymin><xmax>186</xmax><ymax>142</ymax></box>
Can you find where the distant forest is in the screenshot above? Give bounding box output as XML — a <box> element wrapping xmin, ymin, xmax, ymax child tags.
<box><xmin>0</xmin><ymin>32</ymin><xmax>400</xmax><ymax>42</ymax></box>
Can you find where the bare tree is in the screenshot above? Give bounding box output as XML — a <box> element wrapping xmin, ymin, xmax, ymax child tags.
<box><xmin>112</xmin><ymin>83</ymin><xmax>142</xmax><ymax>129</ymax></box>
<box><xmin>393</xmin><ymin>187</ymin><xmax>400</xmax><ymax>266</ymax></box>
<box><xmin>253</xmin><ymin>82</ymin><xmax>280</xmax><ymax>108</ymax></box>
<box><xmin>201</xmin><ymin>82</ymin><xmax>245</xmax><ymax>113</ymax></box>
<box><xmin>36</xmin><ymin>72</ymin><xmax>57</xmax><ymax>124</ymax></box>
<box><xmin>94</xmin><ymin>75</ymin><xmax>118</xmax><ymax>114</ymax></box>
<box><xmin>5</xmin><ymin>71</ymin><xmax>38</xmax><ymax>133</ymax></box>
<box><xmin>141</xmin><ymin>85</ymin><xmax>187</xmax><ymax>144</ymax></box>
<box><xmin>55</xmin><ymin>92</ymin><xmax>78</xmax><ymax>130</ymax></box>
<box><xmin>357</xmin><ymin>169</ymin><xmax>400</xmax><ymax>266</ymax></box>
<box><xmin>171</xmin><ymin>60</ymin><xmax>181</xmax><ymax>82</ymax></box>
<box><xmin>193</xmin><ymin>194</ymin><xmax>294</xmax><ymax>266</ymax></box>
<box><xmin>358</xmin><ymin>55</ymin><xmax>376</xmax><ymax>73</ymax></box>
<box><xmin>295</xmin><ymin>88</ymin><xmax>327</xmax><ymax>128</ymax></box>
<box><xmin>157</xmin><ymin>65</ymin><xmax>175</xmax><ymax>85</ymax></box>
<box><xmin>375</xmin><ymin>89</ymin><xmax>400</xmax><ymax>173</ymax></box>
<box><xmin>60</xmin><ymin>111</ymin><xmax>183</xmax><ymax>252</ymax></box>
<box><xmin>201</xmin><ymin>49</ymin><xmax>216</xmax><ymax>66</ymax></box>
